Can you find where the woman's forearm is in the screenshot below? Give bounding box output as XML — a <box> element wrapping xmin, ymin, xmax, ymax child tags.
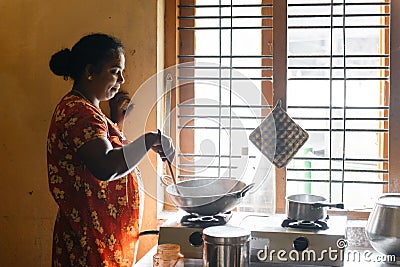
<box><xmin>78</xmin><ymin>133</ymin><xmax>159</xmax><ymax>181</ymax></box>
<box><xmin>109</xmin><ymin>132</ymin><xmax>159</xmax><ymax>179</ymax></box>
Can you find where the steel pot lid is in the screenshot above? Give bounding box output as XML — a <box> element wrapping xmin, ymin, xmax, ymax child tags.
<box><xmin>376</xmin><ymin>193</ymin><xmax>400</xmax><ymax>208</ymax></box>
<box><xmin>203</xmin><ymin>225</ymin><xmax>250</xmax><ymax>245</ymax></box>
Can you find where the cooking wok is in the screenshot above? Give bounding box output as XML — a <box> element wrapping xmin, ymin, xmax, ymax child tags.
<box><xmin>161</xmin><ymin>177</ymin><xmax>254</xmax><ymax>215</ymax></box>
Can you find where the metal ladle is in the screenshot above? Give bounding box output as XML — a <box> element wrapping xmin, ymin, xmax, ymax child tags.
<box><xmin>166</xmin><ymin>159</ymin><xmax>181</xmax><ymax>195</ymax></box>
<box><xmin>158</xmin><ymin>129</ymin><xmax>181</xmax><ymax>195</ymax></box>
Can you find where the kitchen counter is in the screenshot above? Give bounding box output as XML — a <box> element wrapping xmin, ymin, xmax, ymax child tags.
<box><xmin>134</xmin><ymin>212</ymin><xmax>398</xmax><ymax>266</ymax></box>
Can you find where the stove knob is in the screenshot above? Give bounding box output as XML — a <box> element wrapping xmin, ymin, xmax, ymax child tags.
<box><xmin>189</xmin><ymin>231</ymin><xmax>203</xmax><ymax>247</ymax></box>
<box><xmin>293</xmin><ymin>237</ymin><xmax>309</xmax><ymax>251</ymax></box>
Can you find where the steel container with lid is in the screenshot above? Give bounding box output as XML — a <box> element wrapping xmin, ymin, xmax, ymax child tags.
<box><xmin>365</xmin><ymin>193</ymin><xmax>400</xmax><ymax>258</ymax></box>
<box><xmin>203</xmin><ymin>225</ymin><xmax>251</xmax><ymax>267</ymax></box>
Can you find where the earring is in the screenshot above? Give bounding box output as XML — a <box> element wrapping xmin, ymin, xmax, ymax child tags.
<box><xmin>88</xmin><ymin>75</ymin><xmax>93</xmax><ymax>81</ymax></box>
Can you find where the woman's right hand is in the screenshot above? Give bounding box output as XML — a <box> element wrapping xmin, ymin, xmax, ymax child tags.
<box><xmin>109</xmin><ymin>91</ymin><xmax>133</xmax><ymax>125</ymax></box>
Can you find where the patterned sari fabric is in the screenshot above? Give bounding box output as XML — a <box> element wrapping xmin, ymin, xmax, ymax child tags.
<box><xmin>47</xmin><ymin>93</ymin><xmax>141</xmax><ymax>267</ymax></box>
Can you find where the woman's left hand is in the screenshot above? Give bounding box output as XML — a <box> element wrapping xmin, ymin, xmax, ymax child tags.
<box><xmin>146</xmin><ymin>130</ymin><xmax>175</xmax><ymax>163</ymax></box>
<box><xmin>109</xmin><ymin>91</ymin><xmax>134</xmax><ymax>124</ymax></box>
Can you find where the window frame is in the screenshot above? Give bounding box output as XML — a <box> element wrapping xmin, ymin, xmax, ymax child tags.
<box><xmin>163</xmin><ymin>0</ymin><xmax>400</xmax><ymax>217</ymax></box>
<box><xmin>389</xmin><ymin>1</ymin><xmax>400</xmax><ymax>195</ymax></box>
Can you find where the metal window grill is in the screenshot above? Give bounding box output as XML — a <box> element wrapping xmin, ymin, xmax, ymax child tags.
<box><xmin>176</xmin><ymin>0</ymin><xmax>276</xmax><ymax>213</ymax></box>
<box><xmin>176</xmin><ymin>0</ymin><xmax>390</xmax><ymax>210</ymax></box>
<box><xmin>286</xmin><ymin>0</ymin><xmax>390</xmax><ymax>209</ymax></box>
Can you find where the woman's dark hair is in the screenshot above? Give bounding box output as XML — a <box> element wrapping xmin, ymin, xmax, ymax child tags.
<box><xmin>49</xmin><ymin>33</ymin><xmax>125</xmax><ymax>81</ymax></box>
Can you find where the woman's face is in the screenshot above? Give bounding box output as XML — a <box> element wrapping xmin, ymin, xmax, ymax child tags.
<box><xmin>92</xmin><ymin>50</ymin><xmax>126</xmax><ymax>101</ymax></box>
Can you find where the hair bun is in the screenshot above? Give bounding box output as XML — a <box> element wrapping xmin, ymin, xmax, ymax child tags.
<box><xmin>49</xmin><ymin>48</ymin><xmax>71</xmax><ymax>77</ymax></box>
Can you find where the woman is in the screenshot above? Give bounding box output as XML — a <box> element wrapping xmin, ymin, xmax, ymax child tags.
<box><xmin>47</xmin><ymin>33</ymin><xmax>174</xmax><ymax>267</ymax></box>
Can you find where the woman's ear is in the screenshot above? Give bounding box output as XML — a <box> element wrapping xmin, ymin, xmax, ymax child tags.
<box><xmin>84</xmin><ymin>64</ymin><xmax>95</xmax><ymax>81</ymax></box>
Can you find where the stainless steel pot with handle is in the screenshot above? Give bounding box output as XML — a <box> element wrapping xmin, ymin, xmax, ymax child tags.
<box><xmin>286</xmin><ymin>194</ymin><xmax>344</xmax><ymax>221</ymax></box>
<box><xmin>161</xmin><ymin>176</ymin><xmax>254</xmax><ymax>215</ymax></box>
<box><xmin>365</xmin><ymin>193</ymin><xmax>400</xmax><ymax>257</ymax></box>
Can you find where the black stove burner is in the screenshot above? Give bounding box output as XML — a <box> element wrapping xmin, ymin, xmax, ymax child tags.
<box><xmin>181</xmin><ymin>211</ymin><xmax>232</xmax><ymax>228</ymax></box>
<box><xmin>281</xmin><ymin>217</ymin><xmax>329</xmax><ymax>230</ymax></box>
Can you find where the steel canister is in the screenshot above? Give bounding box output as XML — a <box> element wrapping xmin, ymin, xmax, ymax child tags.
<box><xmin>203</xmin><ymin>225</ymin><xmax>250</xmax><ymax>267</ymax></box>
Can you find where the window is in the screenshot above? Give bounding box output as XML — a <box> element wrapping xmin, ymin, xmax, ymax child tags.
<box><xmin>165</xmin><ymin>0</ymin><xmax>399</xmax><ymax>215</ymax></box>
<box><xmin>285</xmin><ymin>0</ymin><xmax>390</xmax><ymax>211</ymax></box>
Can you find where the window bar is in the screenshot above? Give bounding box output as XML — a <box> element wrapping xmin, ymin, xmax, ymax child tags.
<box><xmin>288</xmin><ymin>55</ymin><xmax>388</xmax><ymax>58</ymax></box>
<box><xmin>328</xmin><ymin>0</ymin><xmax>334</xmax><ymax>202</ymax></box>
<box><xmin>289</xmin><ymin>78</ymin><xmax>389</xmax><ymax>81</ymax></box>
<box><xmin>229</xmin><ymin>1</ymin><xmax>233</xmax><ymax>179</ymax></box>
<box><xmin>293</xmin><ymin>117</ymin><xmax>388</xmax><ymax>121</ymax></box>
<box><xmin>178</xmin><ymin>115</ymin><xmax>267</xmax><ymax>120</ymax></box>
<box><xmin>288</xmin><ymin>2</ymin><xmax>390</xmax><ymax>7</ymax></box>
<box><xmin>304</xmin><ymin>129</ymin><xmax>388</xmax><ymax>133</ymax></box>
<box><xmin>179</xmin><ymin>26</ymin><xmax>273</xmax><ymax>30</ymax></box>
<box><xmin>179</xmin><ymin>15</ymin><xmax>273</xmax><ymax>19</ymax></box>
<box><xmin>341</xmin><ymin>0</ymin><xmax>347</xmax><ymax>202</ymax></box>
<box><xmin>178</xmin><ymin>77</ymin><xmax>274</xmax><ymax>81</ymax></box>
<box><xmin>288</xmin><ymin>169</ymin><xmax>388</xmax><ymax>174</ymax></box>
<box><xmin>178</xmin><ymin>104</ymin><xmax>272</xmax><ymax>108</ymax></box>
<box><xmin>179</xmin><ymin>4</ymin><xmax>273</xmax><ymax>8</ymax></box>
<box><xmin>179</xmin><ymin>164</ymin><xmax>238</xmax><ymax>169</ymax></box>
<box><xmin>288</xmin><ymin>106</ymin><xmax>389</xmax><ymax>110</ymax></box>
<box><xmin>217</xmin><ymin>0</ymin><xmax>222</xmax><ymax>179</ymax></box>
<box><xmin>289</xmin><ymin>14</ymin><xmax>390</xmax><ymax>18</ymax></box>
<box><xmin>178</xmin><ymin>175</ymin><xmax>238</xmax><ymax>179</ymax></box>
<box><xmin>293</xmin><ymin>157</ymin><xmax>388</xmax><ymax>163</ymax></box>
<box><xmin>178</xmin><ymin>126</ymin><xmax>388</xmax><ymax>132</ymax></box>
<box><xmin>178</xmin><ymin>153</ymin><xmax>257</xmax><ymax>159</ymax></box>
<box><xmin>288</xmin><ymin>67</ymin><xmax>389</xmax><ymax>70</ymax></box>
<box><xmin>288</xmin><ymin>26</ymin><xmax>388</xmax><ymax>29</ymax></box>
<box><xmin>179</xmin><ymin>55</ymin><xmax>273</xmax><ymax>58</ymax></box>
<box><xmin>287</xmin><ymin>179</ymin><xmax>388</xmax><ymax>185</ymax></box>
<box><xmin>178</xmin><ymin>66</ymin><xmax>273</xmax><ymax>70</ymax></box>
<box><xmin>178</xmin><ymin>126</ymin><xmax>259</xmax><ymax>131</ymax></box>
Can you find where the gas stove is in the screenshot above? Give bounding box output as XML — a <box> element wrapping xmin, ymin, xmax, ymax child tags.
<box><xmin>281</xmin><ymin>217</ymin><xmax>329</xmax><ymax>230</ymax></box>
<box><xmin>180</xmin><ymin>211</ymin><xmax>233</xmax><ymax>228</ymax></box>
<box><xmin>157</xmin><ymin>212</ymin><xmax>347</xmax><ymax>266</ymax></box>
<box><xmin>247</xmin><ymin>214</ymin><xmax>347</xmax><ymax>266</ymax></box>
<box><xmin>158</xmin><ymin>212</ymin><xmax>232</xmax><ymax>259</ymax></box>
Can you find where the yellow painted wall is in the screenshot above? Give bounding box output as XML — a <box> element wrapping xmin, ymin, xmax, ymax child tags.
<box><xmin>0</xmin><ymin>0</ymin><xmax>161</xmax><ymax>265</ymax></box>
